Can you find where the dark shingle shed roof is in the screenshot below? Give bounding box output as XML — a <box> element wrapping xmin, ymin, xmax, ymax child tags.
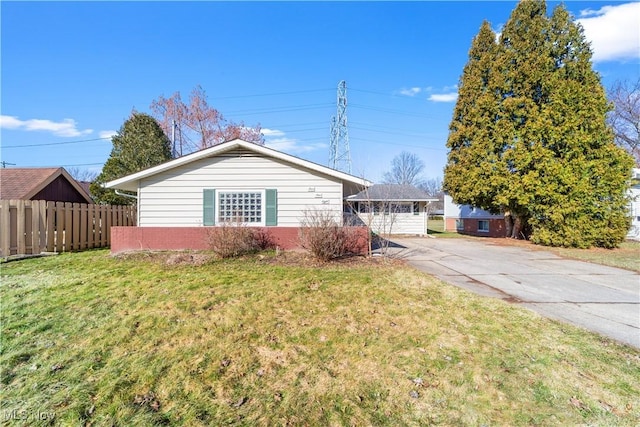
<box><xmin>346</xmin><ymin>184</ymin><xmax>438</xmax><ymax>201</ymax></box>
<box><xmin>0</xmin><ymin>167</ymin><xmax>93</xmax><ymax>203</ymax></box>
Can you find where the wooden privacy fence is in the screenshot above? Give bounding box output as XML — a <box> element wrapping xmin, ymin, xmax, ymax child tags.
<box><xmin>0</xmin><ymin>200</ymin><xmax>136</xmax><ymax>256</ymax></box>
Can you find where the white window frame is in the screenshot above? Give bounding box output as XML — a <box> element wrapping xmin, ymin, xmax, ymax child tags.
<box><xmin>478</xmin><ymin>220</ymin><xmax>489</xmax><ymax>233</ymax></box>
<box><xmin>216</xmin><ymin>189</ymin><xmax>265</xmax><ymax>226</ymax></box>
<box><xmin>456</xmin><ymin>219</ymin><xmax>464</xmax><ymax>230</ymax></box>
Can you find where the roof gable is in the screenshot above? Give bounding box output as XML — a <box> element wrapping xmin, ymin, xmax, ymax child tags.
<box><xmin>105</xmin><ymin>139</ymin><xmax>371</xmax><ymax>192</ymax></box>
<box><xmin>0</xmin><ymin>167</ymin><xmax>93</xmax><ymax>203</ymax></box>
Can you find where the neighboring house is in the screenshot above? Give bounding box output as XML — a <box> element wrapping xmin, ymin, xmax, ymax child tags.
<box><xmin>104</xmin><ymin>138</ymin><xmax>371</xmax><ymax>252</ymax></box>
<box><xmin>444</xmin><ymin>193</ymin><xmax>506</xmax><ymax>237</ymax></box>
<box><xmin>346</xmin><ymin>184</ymin><xmax>438</xmax><ymax>235</ymax></box>
<box><xmin>0</xmin><ymin>167</ymin><xmax>93</xmax><ymax>204</ymax></box>
<box><xmin>628</xmin><ymin>168</ymin><xmax>640</xmax><ymax>240</ymax></box>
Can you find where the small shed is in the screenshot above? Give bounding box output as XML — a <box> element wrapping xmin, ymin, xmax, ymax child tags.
<box><xmin>346</xmin><ymin>184</ymin><xmax>438</xmax><ymax>235</ymax></box>
<box><xmin>0</xmin><ymin>167</ymin><xmax>93</xmax><ymax>204</ymax></box>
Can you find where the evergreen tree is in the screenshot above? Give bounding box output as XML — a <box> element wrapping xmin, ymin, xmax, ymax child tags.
<box><xmin>444</xmin><ymin>21</ymin><xmax>508</xmax><ymax>214</ymax></box>
<box><xmin>91</xmin><ymin>113</ymin><xmax>172</xmax><ymax>205</ymax></box>
<box><xmin>444</xmin><ymin>0</ymin><xmax>634</xmax><ymax>248</ymax></box>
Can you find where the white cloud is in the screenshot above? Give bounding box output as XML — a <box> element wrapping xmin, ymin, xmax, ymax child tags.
<box><xmin>0</xmin><ymin>115</ymin><xmax>93</xmax><ymax>137</ymax></box>
<box><xmin>428</xmin><ymin>93</ymin><xmax>458</xmax><ymax>103</ymax></box>
<box><xmin>577</xmin><ymin>2</ymin><xmax>640</xmax><ymax>62</ymax></box>
<box><xmin>260</xmin><ymin>128</ymin><xmax>286</xmax><ymax>137</ymax></box>
<box><xmin>262</xmin><ymin>128</ymin><xmax>327</xmax><ymax>154</ymax></box>
<box><xmin>398</xmin><ymin>87</ymin><xmax>422</xmax><ymax>97</ymax></box>
<box><xmin>99</xmin><ymin>130</ymin><xmax>118</xmax><ymax>139</ymax></box>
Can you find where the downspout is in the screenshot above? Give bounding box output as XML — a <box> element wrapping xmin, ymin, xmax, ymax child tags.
<box><xmin>115</xmin><ymin>190</ymin><xmax>138</xmax><ymax>200</ymax></box>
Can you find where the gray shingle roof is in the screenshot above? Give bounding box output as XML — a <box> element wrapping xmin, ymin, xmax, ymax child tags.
<box><xmin>346</xmin><ymin>184</ymin><xmax>437</xmax><ymax>201</ymax></box>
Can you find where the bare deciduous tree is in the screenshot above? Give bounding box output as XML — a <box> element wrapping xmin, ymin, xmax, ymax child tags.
<box><xmin>150</xmin><ymin>85</ymin><xmax>264</xmax><ymax>156</ymax></box>
<box><xmin>382</xmin><ymin>151</ymin><xmax>425</xmax><ymax>186</ymax></box>
<box><xmin>66</xmin><ymin>167</ymin><xmax>98</xmax><ymax>182</ymax></box>
<box><xmin>608</xmin><ymin>78</ymin><xmax>640</xmax><ymax>164</ymax></box>
<box><xmin>418</xmin><ymin>177</ymin><xmax>444</xmax><ymax>212</ymax></box>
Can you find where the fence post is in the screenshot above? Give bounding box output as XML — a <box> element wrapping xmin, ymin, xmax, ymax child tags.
<box><xmin>35</xmin><ymin>200</ymin><xmax>47</xmax><ymax>254</ymax></box>
<box><xmin>0</xmin><ymin>200</ymin><xmax>10</xmax><ymax>257</ymax></box>
<box><xmin>46</xmin><ymin>202</ymin><xmax>55</xmax><ymax>252</ymax></box>
<box><xmin>16</xmin><ymin>200</ymin><xmax>26</xmax><ymax>255</ymax></box>
<box><xmin>80</xmin><ymin>203</ymin><xmax>87</xmax><ymax>250</ymax></box>
<box><xmin>100</xmin><ymin>205</ymin><xmax>108</xmax><ymax>247</ymax></box>
<box><xmin>87</xmin><ymin>204</ymin><xmax>95</xmax><ymax>249</ymax></box>
<box><xmin>24</xmin><ymin>200</ymin><xmax>33</xmax><ymax>254</ymax></box>
<box><xmin>106</xmin><ymin>206</ymin><xmax>113</xmax><ymax>246</ymax></box>
<box><xmin>55</xmin><ymin>202</ymin><xmax>64</xmax><ymax>253</ymax></box>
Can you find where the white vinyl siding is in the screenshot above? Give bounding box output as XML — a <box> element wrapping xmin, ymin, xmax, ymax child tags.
<box><xmin>137</xmin><ymin>150</ymin><xmax>345</xmax><ymax>227</ymax></box>
<box><xmin>355</xmin><ymin>201</ymin><xmax>428</xmax><ymax>235</ymax></box>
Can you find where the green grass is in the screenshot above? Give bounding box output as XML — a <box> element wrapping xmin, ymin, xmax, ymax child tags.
<box><xmin>1</xmin><ymin>249</ymin><xmax>639</xmax><ymax>426</ymax></box>
<box><xmin>542</xmin><ymin>240</ymin><xmax>640</xmax><ymax>272</ymax></box>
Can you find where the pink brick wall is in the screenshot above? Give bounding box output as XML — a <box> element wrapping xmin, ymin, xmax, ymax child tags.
<box><xmin>110</xmin><ymin>226</ymin><xmax>369</xmax><ymax>255</ymax></box>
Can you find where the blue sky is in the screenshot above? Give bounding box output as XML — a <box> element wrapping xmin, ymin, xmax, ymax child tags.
<box><xmin>2</xmin><ymin>1</ymin><xmax>639</xmax><ymax>183</ymax></box>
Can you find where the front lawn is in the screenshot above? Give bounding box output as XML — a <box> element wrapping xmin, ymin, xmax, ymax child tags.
<box><xmin>1</xmin><ymin>250</ymin><xmax>638</xmax><ymax>426</ymax></box>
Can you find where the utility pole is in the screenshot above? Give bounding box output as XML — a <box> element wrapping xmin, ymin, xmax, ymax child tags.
<box><xmin>329</xmin><ymin>80</ymin><xmax>352</xmax><ymax>173</ymax></box>
<box><xmin>1</xmin><ymin>161</ymin><xmax>16</xmax><ymax>168</ymax></box>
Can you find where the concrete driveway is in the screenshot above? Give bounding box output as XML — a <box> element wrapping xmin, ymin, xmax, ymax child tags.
<box><xmin>387</xmin><ymin>237</ymin><xmax>640</xmax><ymax>348</ymax></box>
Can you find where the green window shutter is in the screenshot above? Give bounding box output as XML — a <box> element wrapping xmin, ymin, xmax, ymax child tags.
<box><xmin>203</xmin><ymin>189</ymin><xmax>216</xmax><ymax>226</ymax></box>
<box><xmin>265</xmin><ymin>189</ymin><xmax>277</xmax><ymax>226</ymax></box>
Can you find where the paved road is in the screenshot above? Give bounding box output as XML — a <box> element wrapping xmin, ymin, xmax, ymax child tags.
<box><xmin>387</xmin><ymin>237</ymin><xmax>640</xmax><ymax>348</ymax></box>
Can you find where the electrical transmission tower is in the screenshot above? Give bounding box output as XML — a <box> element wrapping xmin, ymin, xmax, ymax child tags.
<box><xmin>329</xmin><ymin>80</ymin><xmax>352</xmax><ymax>173</ymax></box>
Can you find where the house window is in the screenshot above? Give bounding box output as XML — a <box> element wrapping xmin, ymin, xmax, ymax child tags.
<box><xmin>478</xmin><ymin>220</ymin><xmax>489</xmax><ymax>232</ymax></box>
<box><xmin>456</xmin><ymin>219</ymin><xmax>464</xmax><ymax>230</ymax></box>
<box><xmin>358</xmin><ymin>202</ymin><xmax>383</xmax><ymax>215</ymax></box>
<box><xmin>389</xmin><ymin>202</ymin><xmax>412</xmax><ymax>214</ymax></box>
<box><xmin>218</xmin><ymin>191</ymin><xmax>263</xmax><ymax>224</ymax></box>
<box><xmin>203</xmin><ymin>189</ymin><xmax>277</xmax><ymax>226</ymax></box>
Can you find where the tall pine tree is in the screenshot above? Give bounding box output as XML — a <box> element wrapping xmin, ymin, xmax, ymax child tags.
<box><xmin>91</xmin><ymin>113</ymin><xmax>172</xmax><ymax>205</ymax></box>
<box><xmin>444</xmin><ymin>21</ymin><xmax>507</xmax><ymax>214</ymax></box>
<box><xmin>444</xmin><ymin>0</ymin><xmax>634</xmax><ymax>248</ymax></box>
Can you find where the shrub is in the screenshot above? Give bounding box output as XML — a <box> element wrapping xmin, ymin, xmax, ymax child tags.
<box><xmin>206</xmin><ymin>222</ymin><xmax>274</xmax><ymax>258</ymax></box>
<box><xmin>298</xmin><ymin>209</ymin><xmax>364</xmax><ymax>261</ymax></box>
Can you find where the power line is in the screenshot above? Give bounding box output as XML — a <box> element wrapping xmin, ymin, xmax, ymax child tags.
<box><xmin>227</xmin><ymin>103</ymin><xmax>333</xmax><ymax>116</ymax></box>
<box><xmin>350</xmin><ymin>136</ymin><xmax>446</xmax><ymax>151</ymax></box>
<box><xmin>211</xmin><ymin>88</ymin><xmax>334</xmax><ymax>100</ymax></box>
<box><xmin>2</xmin><ymin>137</ymin><xmax>112</xmax><ymax>149</ymax></box>
<box><xmin>349</xmin><ymin>103</ymin><xmax>430</xmax><ymax>118</ymax></box>
<box><xmin>61</xmin><ymin>162</ymin><xmax>104</xmax><ymax>167</ymax></box>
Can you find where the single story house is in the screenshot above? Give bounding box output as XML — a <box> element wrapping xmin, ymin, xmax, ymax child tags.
<box><xmin>628</xmin><ymin>168</ymin><xmax>640</xmax><ymax>240</ymax></box>
<box><xmin>0</xmin><ymin>167</ymin><xmax>93</xmax><ymax>204</ymax></box>
<box><xmin>443</xmin><ymin>193</ymin><xmax>506</xmax><ymax>237</ymax></box>
<box><xmin>345</xmin><ymin>184</ymin><xmax>439</xmax><ymax>235</ymax></box>
<box><xmin>105</xmin><ymin>138</ymin><xmax>371</xmax><ymax>253</ymax></box>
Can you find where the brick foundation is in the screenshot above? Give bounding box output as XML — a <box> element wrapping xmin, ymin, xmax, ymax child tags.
<box><xmin>444</xmin><ymin>218</ymin><xmax>506</xmax><ymax>238</ymax></box>
<box><xmin>110</xmin><ymin>226</ymin><xmax>369</xmax><ymax>255</ymax></box>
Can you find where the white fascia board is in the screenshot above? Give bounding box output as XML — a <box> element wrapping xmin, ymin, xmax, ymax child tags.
<box><xmin>105</xmin><ymin>139</ymin><xmax>371</xmax><ymax>192</ymax></box>
<box><xmin>345</xmin><ymin>196</ymin><xmax>440</xmax><ymax>202</ymax></box>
